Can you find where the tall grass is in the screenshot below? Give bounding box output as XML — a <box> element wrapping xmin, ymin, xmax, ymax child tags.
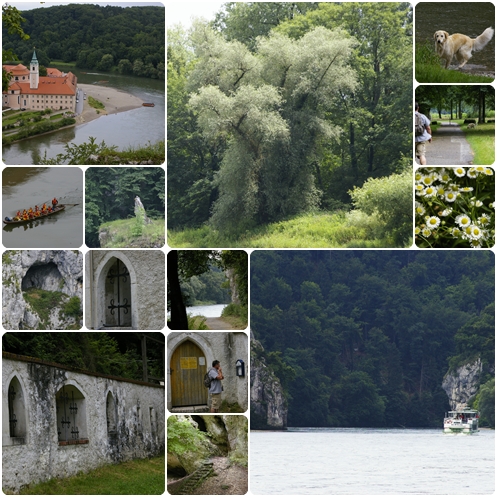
<box><xmin>167</xmin><ymin>210</ymin><xmax>406</xmax><ymax>249</ymax></box>
<box><xmin>415</xmin><ymin>41</ymin><xmax>494</xmax><ymax>83</ymax></box>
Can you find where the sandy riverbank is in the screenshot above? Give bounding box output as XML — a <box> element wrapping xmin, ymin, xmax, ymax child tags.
<box><xmin>76</xmin><ymin>83</ymin><xmax>143</xmax><ymax>124</ymax></box>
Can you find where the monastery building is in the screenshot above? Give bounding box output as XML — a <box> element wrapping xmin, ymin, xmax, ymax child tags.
<box><xmin>2</xmin><ymin>50</ymin><xmax>77</xmax><ymax>111</ymax></box>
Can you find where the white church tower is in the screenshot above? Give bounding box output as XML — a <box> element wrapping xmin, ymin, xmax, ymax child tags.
<box><xmin>29</xmin><ymin>49</ymin><xmax>39</xmax><ymax>90</ymax></box>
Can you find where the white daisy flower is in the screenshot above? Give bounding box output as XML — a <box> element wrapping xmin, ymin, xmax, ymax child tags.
<box><xmin>478</xmin><ymin>215</ymin><xmax>490</xmax><ymax>225</ymax></box>
<box><xmin>415</xmin><ymin>171</ymin><xmax>423</xmax><ymax>182</ymax></box>
<box><xmin>415</xmin><ymin>203</ymin><xmax>425</xmax><ymax>216</ymax></box>
<box><xmin>451</xmin><ymin>227</ymin><xmax>461</xmax><ymax>237</ymax></box>
<box><xmin>445</xmin><ymin>191</ymin><xmax>458</xmax><ymax>202</ymax></box>
<box><xmin>439</xmin><ymin>171</ymin><xmax>451</xmax><ymax>183</ymax></box>
<box><xmin>456</xmin><ymin>214</ymin><xmax>471</xmax><ymax>228</ymax></box>
<box><xmin>467</xmin><ymin>168</ymin><xmax>478</xmax><ymax>179</ymax></box>
<box><xmin>459</xmin><ymin>187</ymin><xmax>473</xmax><ymax>192</ymax></box>
<box><xmin>421</xmin><ymin>228</ymin><xmax>432</xmax><ymax>237</ymax></box>
<box><xmin>441</xmin><ymin>208</ymin><xmax>453</xmax><ymax>217</ymax></box>
<box><xmin>425</xmin><ymin>216</ymin><xmax>441</xmax><ymax>229</ymax></box>
<box><xmin>453</xmin><ymin>167</ymin><xmax>466</xmax><ymax>177</ymax></box>
<box><xmin>484</xmin><ymin>168</ymin><xmax>494</xmax><ymax>176</ymax></box>
<box><xmin>423</xmin><ymin>186</ymin><xmax>436</xmax><ymax>198</ymax></box>
<box><xmin>415</xmin><ymin>226</ymin><xmax>421</xmax><ymax>235</ymax></box>
<box><xmin>422</xmin><ymin>175</ymin><xmax>434</xmax><ymax>186</ymax></box>
<box><xmin>469</xmin><ymin>225</ymin><xmax>483</xmax><ymax>239</ymax></box>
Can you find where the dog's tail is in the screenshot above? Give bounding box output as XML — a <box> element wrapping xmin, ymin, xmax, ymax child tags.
<box><xmin>473</xmin><ymin>27</ymin><xmax>494</xmax><ymax>51</ymax></box>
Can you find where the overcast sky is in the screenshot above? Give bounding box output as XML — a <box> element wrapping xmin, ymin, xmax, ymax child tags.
<box><xmin>166</xmin><ymin>1</ymin><xmax>225</xmax><ymax>28</ymax></box>
<box><xmin>11</xmin><ymin>1</ymin><xmax>164</xmax><ymax>10</ymax></box>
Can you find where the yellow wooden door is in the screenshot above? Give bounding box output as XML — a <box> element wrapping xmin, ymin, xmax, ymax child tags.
<box><xmin>170</xmin><ymin>340</ymin><xmax>207</xmax><ymax>407</ymax></box>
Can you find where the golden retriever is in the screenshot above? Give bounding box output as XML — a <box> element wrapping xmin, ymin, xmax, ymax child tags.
<box><xmin>434</xmin><ymin>27</ymin><xmax>494</xmax><ymax>69</ymax></box>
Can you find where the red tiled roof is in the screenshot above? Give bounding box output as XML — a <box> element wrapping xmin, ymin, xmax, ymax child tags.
<box><xmin>8</xmin><ymin>72</ymin><xmax>77</xmax><ymax>96</ymax></box>
<box><xmin>3</xmin><ymin>63</ymin><xmax>29</xmax><ymax>76</ymax></box>
<box><xmin>47</xmin><ymin>68</ymin><xmax>63</xmax><ymax>77</ymax></box>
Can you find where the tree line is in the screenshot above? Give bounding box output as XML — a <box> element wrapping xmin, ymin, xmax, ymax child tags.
<box><xmin>251</xmin><ymin>251</ymin><xmax>495</xmax><ymax>428</ymax></box>
<box><xmin>85</xmin><ymin>167</ymin><xmax>165</xmax><ymax>247</ymax></box>
<box><xmin>3</xmin><ymin>332</ymin><xmax>164</xmax><ymax>382</ymax></box>
<box><xmin>3</xmin><ymin>4</ymin><xmax>164</xmax><ymax>79</ymax></box>
<box><xmin>168</xmin><ymin>2</ymin><xmax>412</xmax><ymax>233</ymax></box>
<box><xmin>416</xmin><ymin>85</ymin><xmax>495</xmax><ymax>122</ymax></box>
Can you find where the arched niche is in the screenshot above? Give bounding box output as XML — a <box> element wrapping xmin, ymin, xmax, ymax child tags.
<box><xmin>106</xmin><ymin>391</ymin><xmax>117</xmax><ymax>435</ymax></box>
<box><xmin>55</xmin><ymin>383</ymin><xmax>88</xmax><ymax>444</ymax></box>
<box><xmin>3</xmin><ymin>375</ymin><xmax>27</xmax><ymax>446</ymax></box>
<box><xmin>93</xmin><ymin>252</ymin><xmax>138</xmax><ymax>329</ymax></box>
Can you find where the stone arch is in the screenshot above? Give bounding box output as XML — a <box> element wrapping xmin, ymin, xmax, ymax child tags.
<box><xmin>167</xmin><ymin>334</ymin><xmax>215</xmax><ymax>410</ymax></box>
<box><xmin>2</xmin><ymin>374</ymin><xmax>28</xmax><ymax>446</ymax></box>
<box><xmin>55</xmin><ymin>381</ymin><xmax>88</xmax><ymax>443</ymax></box>
<box><xmin>106</xmin><ymin>391</ymin><xmax>117</xmax><ymax>435</ymax></box>
<box><xmin>93</xmin><ymin>251</ymin><xmax>138</xmax><ymax>329</ymax></box>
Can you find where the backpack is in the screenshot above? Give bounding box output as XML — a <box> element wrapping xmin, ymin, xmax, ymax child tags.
<box><xmin>415</xmin><ymin>113</ymin><xmax>425</xmax><ymax>136</ymax></box>
<box><xmin>204</xmin><ymin>368</ymin><xmax>214</xmax><ymax>388</ymax></box>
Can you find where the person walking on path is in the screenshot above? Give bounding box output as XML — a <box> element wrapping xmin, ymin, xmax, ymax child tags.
<box><xmin>208</xmin><ymin>360</ymin><xmax>224</xmax><ymax>413</ymax></box>
<box><xmin>415</xmin><ymin>102</ymin><xmax>432</xmax><ymax>165</ymax></box>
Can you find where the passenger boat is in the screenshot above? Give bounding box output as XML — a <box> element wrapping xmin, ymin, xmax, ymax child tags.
<box><xmin>142</xmin><ymin>102</ymin><xmax>155</xmax><ymax>107</ymax></box>
<box><xmin>3</xmin><ymin>205</ymin><xmax>66</xmax><ymax>225</ymax></box>
<box><xmin>443</xmin><ymin>408</ymin><xmax>479</xmax><ymax>434</ymax></box>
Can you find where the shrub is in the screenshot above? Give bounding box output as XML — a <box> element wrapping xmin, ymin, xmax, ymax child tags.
<box><xmin>63</xmin><ymin>296</ymin><xmax>82</xmax><ymax>318</ymax></box>
<box><xmin>349</xmin><ymin>170</ymin><xmax>413</xmax><ymax>246</ymax></box>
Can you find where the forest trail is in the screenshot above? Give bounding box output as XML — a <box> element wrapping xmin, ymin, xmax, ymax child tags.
<box><xmin>192</xmin><ymin>457</ymin><xmax>248</xmax><ymax>495</ymax></box>
<box><xmin>424</xmin><ymin>123</ymin><xmax>473</xmax><ymax>165</ymax></box>
<box><xmin>205</xmin><ymin>317</ymin><xmax>233</xmax><ymax>330</ymax></box>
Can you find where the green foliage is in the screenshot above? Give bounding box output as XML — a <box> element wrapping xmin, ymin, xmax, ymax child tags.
<box><xmin>251</xmin><ymin>250</ymin><xmax>494</xmax><ymax>427</ymax></box>
<box><xmin>23</xmin><ymin>288</ymin><xmax>65</xmax><ymax>328</ymax></box>
<box><xmin>350</xmin><ymin>170</ymin><xmax>413</xmax><ymax>246</ymax></box>
<box><xmin>473</xmin><ymin>378</ymin><xmax>495</xmax><ymax>427</ymax></box>
<box><xmin>167</xmin><ymin>417</ymin><xmax>206</xmax><ymax>456</ymax></box>
<box><xmin>85</xmin><ymin>166</ymin><xmax>165</xmax><ymax>247</ymax></box>
<box><xmin>2</xmin><ymin>117</ymin><xmax>76</xmax><ymax>145</ymax></box>
<box><xmin>63</xmin><ymin>296</ymin><xmax>82</xmax><ymax>319</ymax></box>
<box><xmin>3</xmin><ymin>4</ymin><xmax>164</xmax><ymax>80</ymax></box>
<box><xmin>88</xmin><ymin>96</ymin><xmax>105</xmax><ymax>110</ymax></box>
<box><xmin>169</xmin><ymin>3</ymin><xmax>413</xmax><ymax>237</ymax></box>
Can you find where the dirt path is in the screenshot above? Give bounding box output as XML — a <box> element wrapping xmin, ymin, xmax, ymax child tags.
<box><xmin>193</xmin><ymin>457</ymin><xmax>248</xmax><ymax>495</ymax></box>
<box><xmin>424</xmin><ymin>122</ymin><xmax>474</xmax><ymax>165</ymax></box>
<box><xmin>205</xmin><ymin>317</ymin><xmax>234</xmax><ymax>330</ymax></box>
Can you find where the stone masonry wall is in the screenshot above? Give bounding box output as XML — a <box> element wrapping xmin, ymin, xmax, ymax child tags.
<box><xmin>2</xmin><ymin>354</ymin><xmax>165</xmax><ymax>493</ymax></box>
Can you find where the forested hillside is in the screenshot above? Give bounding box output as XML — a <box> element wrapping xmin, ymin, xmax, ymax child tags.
<box><xmin>168</xmin><ymin>2</ymin><xmax>412</xmax><ymax>239</ymax></box>
<box><xmin>2</xmin><ymin>332</ymin><xmax>164</xmax><ymax>382</ymax></box>
<box><xmin>85</xmin><ymin>167</ymin><xmax>165</xmax><ymax>247</ymax></box>
<box><xmin>2</xmin><ymin>4</ymin><xmax>164</xmax><ymax>79</ymax></box>
<box><xmin>251</xmin><ymin>251</ymin><xmax>494</xmax><ymax>428</ymax></box>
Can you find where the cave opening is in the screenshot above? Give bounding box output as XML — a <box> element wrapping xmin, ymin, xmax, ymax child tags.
<box><xmin>192</xmin><ymin>415</ymin><xmax>207</xmax><ymax>433</ymax></box>
<box><xmin>21</xmin><ymin>262</ymin><xmax>63</xmax><ymax>292</ymax></box>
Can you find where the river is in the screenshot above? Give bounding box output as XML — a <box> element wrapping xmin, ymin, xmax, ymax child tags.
<box><xmin>186</xmin><ymin>304</ymin><xmax>228</xmax><ymax>318</ymax></box>
<box><xmin>2</xmin><ymin>167</ymin><xmax>83</xmax><ymax>248</ymax></box>
<box><xmin>251</xmin><ymin>428</ymin><xmax>495</xmax><ymax>494</ymax></box>
<box><xmin>2</xmin><ymin>67</ymin><xmax>165</xmax><ymax>165</ymax></box>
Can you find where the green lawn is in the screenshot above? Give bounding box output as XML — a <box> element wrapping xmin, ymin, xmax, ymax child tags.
<box><xmin>16</xmin><ymin>455</ymin><xmax>165</xmax><ymax>495</ymax></box>
<box><xmin>461</xmin><ymin>123</ymin><xmax>495</xmax><ymax>165</ymax></box>
<box><xmin>168</xmin><ymin>211</ymin><xmax>402</xmax><ymax>248</ymax></box>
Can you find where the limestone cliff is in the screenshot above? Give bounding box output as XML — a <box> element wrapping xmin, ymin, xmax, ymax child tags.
<box><xmin>250</xmin><ymin>330</ymin><xmax>288</xmax><ymax>430</ymax></box>
<box><xmin>442</xmin><ymin>358</ymin><xmax>482</xmax><ymax>410</ymax></box>
<box><xmin>2</xmin><ymin>250</ymin><xmax>83</xmax><ymax>330</ymax></box>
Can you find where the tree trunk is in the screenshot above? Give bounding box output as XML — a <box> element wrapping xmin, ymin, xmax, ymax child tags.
<box><xmin>167</xmin><ymin>251</ymin><xmax>189</xmax><ymax>330</ymax></box>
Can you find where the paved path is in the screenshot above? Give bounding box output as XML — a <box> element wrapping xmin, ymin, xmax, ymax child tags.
<box><xmin>205</xmin><ymin>317</ymin><xmax>233</xmax><ymax>330</ymax></box>
<box><xmin>423</xmin><ymin>123</ymin><xmax>474</xmax><ymax>165</ymax></box>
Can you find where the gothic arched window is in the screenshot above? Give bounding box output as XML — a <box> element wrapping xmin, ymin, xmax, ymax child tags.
<box><xmin>56</xmin><ymin>384</ymin><xmax>88</xmax><ymax>445</ymax></box>
<box><xmin>106</xmin><ymin>391</ymin><xmax>117</xmax><ymax>435</ymax></box>
<box><xmin>3</xmin><ymin>376</ymin><xmax>27</xmax><ymax>446</ymax></box>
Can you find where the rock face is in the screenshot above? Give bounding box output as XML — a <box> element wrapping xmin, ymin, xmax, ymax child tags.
<box><xmin>225</xmin><ymin>268</ymin><xmax>240</xmax><ymax>305</ymax></box>
<box><xmin>2</xmin><ymin>250</ymin><xmax>83</xmax><ymax>330</ymax></box>
<box><xmin>250</xmin><ymin>331</ymin><xmax>288</xmax><ymax>430</ymax></box>
<box><xmin>442</xmin><ymin>358</ymin><xmax>482</xmax><ymax>409</ymax></box>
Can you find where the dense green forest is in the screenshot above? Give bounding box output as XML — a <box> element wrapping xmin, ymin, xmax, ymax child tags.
<box><xmin>168</xmin><ymin>2</ymin><xmax>412</xmax><ymax>241</ymax></box>
<box><xmin>2</xmin><ymin>4</ymin><xmax>164</xmax><ymax>79</ymax></box>
<box><xmin>180</xmin><ymin>267</ymin><xmax>231</xmax><ymax>306</ymax></box>
<box><xmin>86</xmin><ymin>167</ymin><xmax>165</xmax><ymax>247</ymax></box>
<box><xmin>2</xmin><ymin>332</ymin><xmax>164</xmax><ymax>382</ymax></box>
<box><xmin>251</xmin><ymin>251</ymin><xmax>495</xmax><ymax>428</ymax></box>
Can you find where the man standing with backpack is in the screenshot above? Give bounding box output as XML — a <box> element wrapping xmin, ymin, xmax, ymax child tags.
<box><xmin>207</xmin><ymin>360</ymin><xmax>224</xmax><ymax>413</ymax></box>
<box><xmin>415</xmin><ymin>102</ymin><xmax>432</xmax><ymax>165</ymax></box>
